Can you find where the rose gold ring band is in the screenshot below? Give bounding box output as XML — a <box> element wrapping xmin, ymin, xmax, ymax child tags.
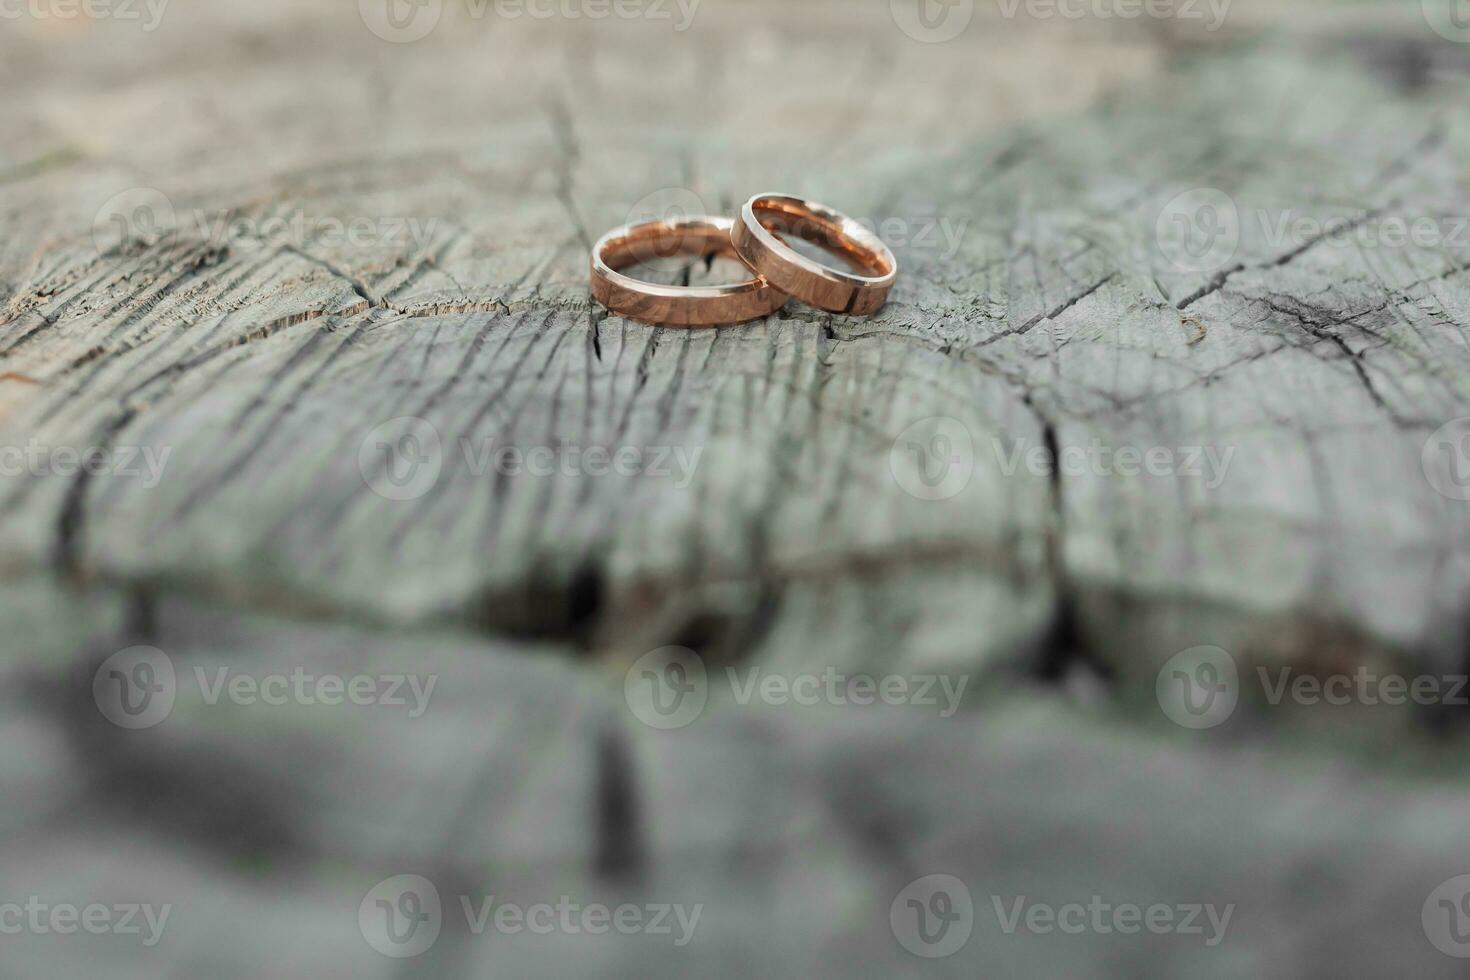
<box><xmin>590</xmin><ymin>216</ymin><xmax>789</xmax><ymax>327</ymax></box>
<box><xmin>730</xmin><ymin>194</ymin><xmax>898</xmax><ymax>316</ymax></box>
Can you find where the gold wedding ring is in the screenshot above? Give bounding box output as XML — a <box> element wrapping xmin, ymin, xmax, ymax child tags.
<box><xmin>730</xmin><ymin>194</ymin><xmax>897</xmax><ymax>316</ymax></box>
<box><xmin>590</xmin><ymin>216</ymin><xmax>789</xmax><ymax>327</ymax></box>
<box><xmin>589</xmin><ymin>196</ymin><xmax>899</xmax><ymax>325</ymax></box>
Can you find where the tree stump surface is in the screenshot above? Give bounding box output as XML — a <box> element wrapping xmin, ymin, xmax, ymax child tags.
<box><xmin>5</xmin><ymin>1</ymin><xmax>1470</xmax><ymax>975</ymax></box>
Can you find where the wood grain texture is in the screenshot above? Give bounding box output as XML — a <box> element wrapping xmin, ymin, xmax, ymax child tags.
<box><xmin>4</xmin><ymin>0</ymin><xmax>1470</xmax><ymax>975</ymax></box>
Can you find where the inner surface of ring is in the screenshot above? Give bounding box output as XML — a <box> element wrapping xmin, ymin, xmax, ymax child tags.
<box><xmin>751</xmin><ymin>200</ymin><xmax>893</xmax><ymax>277</ymax></box>
<box><xmin>602</xmin><ymin>222</ymin><xmax>741</xmax><ymax>273</ymax></box>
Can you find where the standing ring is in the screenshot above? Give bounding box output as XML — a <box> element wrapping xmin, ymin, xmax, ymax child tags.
<box><xmin>730</xmin><ymin>194</ymin><xmax>897</xmax><ymax>316</ymax></box>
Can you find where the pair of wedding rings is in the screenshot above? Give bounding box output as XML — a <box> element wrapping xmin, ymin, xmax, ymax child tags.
<box><xmin>590</xmin><ymin>194</ymin><xmax>898</xmax><ymax>327</ymax></box>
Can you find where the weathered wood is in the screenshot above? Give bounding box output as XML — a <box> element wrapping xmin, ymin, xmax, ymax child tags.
<box><xmin>6</xmin><ymin>585</ymin><xmax>1470</xmax><ymax>976</ymax></box>
<box><xmin>4</xmin><ymin>0</ymin><xmax>1470</xmax><ymax>975</ymax></box>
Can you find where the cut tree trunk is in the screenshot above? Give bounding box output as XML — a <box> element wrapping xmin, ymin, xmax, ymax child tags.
<box><xmin>3</xmin><ymin>1</ymin><xmax>1470</xmax><ymax>976</ymax></box>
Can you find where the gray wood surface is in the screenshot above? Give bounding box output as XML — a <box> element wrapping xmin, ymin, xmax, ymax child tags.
<box><xmin>4</xmin><ymin>1</ymin><xmax>1470</xmax><ymax>976</ymax></box>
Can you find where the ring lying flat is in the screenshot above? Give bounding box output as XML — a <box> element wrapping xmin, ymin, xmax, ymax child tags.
<box><xmin>590</xmin><ymin>216</ymin><xmax>789</xmax><ymax>327</ymax></box>
<box><xmin>731</xmin><ymin>194</ymin><xmax>898</xmax><ymax>316</ymax></box>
